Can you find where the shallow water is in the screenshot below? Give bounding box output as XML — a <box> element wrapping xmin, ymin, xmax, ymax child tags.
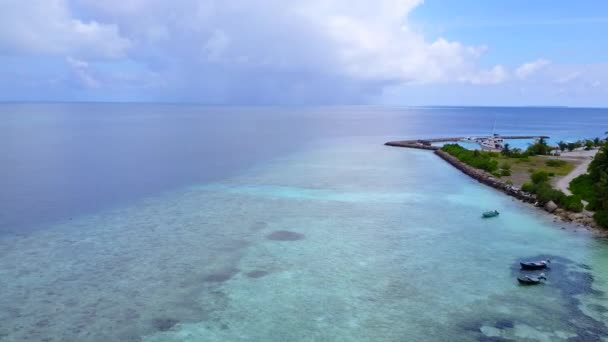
<box><xmin>2</xmin><ymin>137</ymin><xmax>608</xmax><ymax>341</ymax></box>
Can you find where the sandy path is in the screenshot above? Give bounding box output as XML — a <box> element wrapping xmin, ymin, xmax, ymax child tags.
<box><xmin>555</xmin><ymin>150</ymin><xmax>598</xmax><ymax>195</ymax></box>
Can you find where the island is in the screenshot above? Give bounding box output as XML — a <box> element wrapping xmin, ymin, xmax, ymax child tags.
<box><xmin>386</xmin><ymin>135</ymin><xmax>607</xmax><ymax>230</ymax></box>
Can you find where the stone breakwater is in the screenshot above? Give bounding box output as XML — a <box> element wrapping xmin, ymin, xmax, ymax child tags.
<box><xmin>384</xmin><ymin>135</ymin><xmax>549</xmax><ymax>151</ymax></box>
<box><xmin>385</xmin><ymin>138</ymin><xmax>600</xmax><ymax>232</ymax></box>
<box><xmin>433</xmin><ymin>150</ymin><xmax>599</xmax><ymax>229</ymax></box>
<box><xmin>433</xmin><ymin>149</ymin><xmax>536</xmax><ymax>203</ymax></box>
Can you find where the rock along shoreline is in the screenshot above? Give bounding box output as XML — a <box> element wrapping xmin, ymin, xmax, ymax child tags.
<box><xmin>385</xmin><ymin>140</ymin><xmax>602</xmax><ymax>234</ymax></box>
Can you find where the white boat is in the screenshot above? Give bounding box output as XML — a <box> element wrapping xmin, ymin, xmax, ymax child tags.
<box><xmin>479</xmin><ymin>137</ymin><xmax>504</xmax><ymax>151</ymax></box>
<box><xmin>478</xmin><ymin>117</ymin><xmax>505</xmax><ymax>151</ymax></box>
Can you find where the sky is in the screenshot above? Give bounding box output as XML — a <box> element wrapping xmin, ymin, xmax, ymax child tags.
<box><xmin>0</xmin><ymin>0</ymin><xmax>607</xmax><ymax>106</ymax></box>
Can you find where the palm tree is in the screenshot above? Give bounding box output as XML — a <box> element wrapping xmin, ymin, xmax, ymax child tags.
<box><xmin>501</xmin><ymin>143</ymin><xmax>511</xmax><ymax>156</ymax></box>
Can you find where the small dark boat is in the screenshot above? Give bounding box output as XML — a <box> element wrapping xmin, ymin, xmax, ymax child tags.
<box><xmin>517</xmin><ymin>273</ymin><xmax>547</xmax><ymax>285</ymax></box>
<box><xmin>482</xmin><ymin>210</ymin><xmax>500</xmax><ymax>218</ymax></box>
<box><xmin>520</xmin><ymin>259</ymin><xmax>550</xmax><ymax>270</ymax></box>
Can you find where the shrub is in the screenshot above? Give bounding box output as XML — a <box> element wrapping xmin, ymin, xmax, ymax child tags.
<box><xmin>570</xmin><ymin>174</ymin><xmax>596</xmax><ymax>202</ymax></box>
<box><xmin>522</xmin><ymin>182</ymin><xmax>536</xmax><ymax>193</ymax></box>
<box><xmin>441</xmin><ymin>144</ymin><xmax>499</xmax><ymax>172</ymax></box>
<box><xmin>501</xmin><ymin>169</ymin><xmax>512</xmax><ymax>177</ymax></box>
<box><xmin>594</xmin><ymin>210</ymin><xmax>608</xmax><ymax>228</ymax></box>
<box><xmin>535</xmin><ymin>183</ymin><xmax>565</xmax><ymax>203</ymax></box>
<box><xmin>546</xmin><ymin>159</ymin><xmax>567</xmax><ymax>167</ymax></box>
<box><xmin>561</xmin><ymin>195</ymin><xmax>584</xmax><ymax>213</ymax></box>
<box><xmin>586</xmin><ymin>199</ymin><xmax>598</xmax><ymax>211</ymax></box>
<box><xmin>500</xmin><ymin>162</ymin><xmax>511</xmax><ymax>171</ymax></box>
<box><xmin>531</xmin><ymin>171</ymin><xmax>551</xmax><ymax>184</ymax></box>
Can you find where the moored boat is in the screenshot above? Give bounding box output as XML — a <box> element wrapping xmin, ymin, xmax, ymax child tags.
<box><xmin>482</xmin><ymin>210</ymin><xmax>500</xmax><ymax>218</ymax></box>
<box><xmin>520</xmin><ymin>260</ymin><xmax>550</xmax><ymax>270</ymax></box>
<box><xmin>517</xmin><ymin>273</ymin><xmax>547</xmax><ymax>285</ymax></box>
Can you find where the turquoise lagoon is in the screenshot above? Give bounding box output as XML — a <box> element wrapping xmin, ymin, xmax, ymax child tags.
<box><xmin>1</xmin><ymin>136</ymin><xmax>608</xmax><ymax>341</ymax></box>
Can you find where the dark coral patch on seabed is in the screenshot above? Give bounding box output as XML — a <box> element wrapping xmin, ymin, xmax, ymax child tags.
<box><xmin>151</xmin><ymin>318</ymin><xmax>179</xmax><ymax>332</ymax></box>
<box><xmin>266</xmin><ymin>230</ymin><xmax>305</xmax><ymax>241</ymax></box>
<box><xmin>246</xmin><ymin>270</ymin><xmax>270</xmax><ymax>278</ymax></box>
<box><xmin>494</xmin><ymin>319</ymin><xmax>514</xmax><ymax>329</ymax></box>
<box><xmin>203</xmin><ymin>268</ymin><xmax>240</xmax><ymax>283</ymax></box>
<box><xmin>508</xmin><ymin>255</ymin><xmax>608</xmax><ymax>340</ymax></box>
<box><xmin>460</xmin><ymin>255</ymin><xmax>608</xmax><ymax>341</ymax></box>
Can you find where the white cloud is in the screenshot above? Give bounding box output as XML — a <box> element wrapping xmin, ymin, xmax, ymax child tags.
<box><xmin>515</xmin><ymin>59</ymin><xmax>550</xmax><ymax>79</ymax></box>
<box><xmin>0</xmin><ymin>0</ymin><xmax>130</xmax><ymax>59</ymax></box>
<box><xmin>4</xmin><ymin>0</ymin><xmax>603</xmax><ymax>105</ymax></box>
<box><xmin>462</xmin><ymin>65</ymin><xmax>509</xmax><ymax>85</ymax></box>
<box><xmin>556</xmin><ymin>71</ymin><xmax>581</xmax><ymax>84</ymax></box>
<box><xmin>70</xmin><ymin>0</ymin><xmax>508</xmax><ymax>87</ymax></box>
<box><xmin>66</xmin><ymin>57</ymin><xmax>100</xmax><ymax>88</ymax></box>
<box><xmin>292</xmin><ymin>1</ymin><xmax>506</xmax><ymax>85</ymax></box>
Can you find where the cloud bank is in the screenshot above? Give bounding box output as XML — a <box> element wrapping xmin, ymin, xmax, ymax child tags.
<box><xmin>0</xmin><ymin>0</ymin><xmax>605</xmax><ymax>105</ymax></box>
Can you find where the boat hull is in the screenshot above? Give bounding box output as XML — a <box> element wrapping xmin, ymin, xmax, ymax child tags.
<box><xmin>520</xmin><ymin>262</ymin><xmax>548</xmax><ymax>270</ymax></box>
<box><xmin>482</xmin><ymin>211</ymin><xmax>499</xmax><ymax>218</ymax></box>
<box><xmin>517</xmin><ymin>277</ymin><xmax>544</xmax><ymax>285</ymax></box>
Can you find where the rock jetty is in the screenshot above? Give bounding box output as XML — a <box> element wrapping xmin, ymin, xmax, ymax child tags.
<box><xmin>434</xmin><ymin>149</ymin><xmax>536</xmax><ymax>203</ymax></box>
<box><xmin>385</xmin><ymin>137</ymin><xmax>601</xmax><ymax>232</ymax></box>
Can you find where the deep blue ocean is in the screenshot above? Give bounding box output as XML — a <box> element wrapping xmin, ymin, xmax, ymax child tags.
<box><xmin>1</xmin><ymin>104</ymin><xmax>605</xmax><ymax>235</ymax></box>
<box><xmin>1</xmin><ymin>104</ymin><xmax>608</xmax><ymax>341</ymax></box>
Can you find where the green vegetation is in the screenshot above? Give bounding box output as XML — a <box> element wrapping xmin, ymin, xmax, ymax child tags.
<box><xmin>546</xmin><ymin>159</ymin><xmax>567</xmax><ymax>167</ymax></box>
<box><xmin>443</xmin><ymin>143</ymin><xmax>573</xmax><ymax>183</ymax></box>
<box><xmin>595</xmin><ymin>211</ymin><xmax>608</xmax><ymax>229</ymax></box>
<box><xmin>442</xmin><ymin>142</ymin><xmax>590</xmax><ymax>215</ymax></box>
<box><xmin>570</xmin><ymin>174</ymin><xmax>595</xmax><ymax>204</ymax></box>
<box><xmin>522</xmin><ymin>170</ymin><xmax>584</xmax><ymax>213</ymax></box>
<box><xmin>441</xmin><ymin>144</ymin><xmax>498</xmax><ymax>172</ymax></box>
<box><xmin>588</xmin><ymin>142</ymin><xmax>608</xmax><ymax>227</ymax></box>
<box><xmin>557</xmin><ymin>137</ymin><xmax>605</xmax><ymax>152</ymax></box>
<box><xmin>569</xmin><ymin>140</ymin><xmax>608</xmax><ymax>227</ymax></box>
<box><xmin>526</xmin><ymin>137</ymin><xmax>550</xmax><ymax>156</ymax></box>
<box><xmin>531</xmin><ymin>170</ymin><xmax>550</xmax><ymax>184</ymax></box>
<box><xmin>495</xmin><ymin>156</ymin><xmax>574</xmax><ymax>177</ymax></box>
<box><xmin>594</xmin><ymin>137</ymin><xmax>602</xmax><ymax>146</ymax></box>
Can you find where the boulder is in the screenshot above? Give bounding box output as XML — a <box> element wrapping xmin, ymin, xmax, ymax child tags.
<box><xmin>569</xmin><ymin>213</ymin><xmax>584</xmax><ymax>221</ymax></box>
<box><xmin>544</xmin><ymin>201</ymin><xmax>558</xmax><ymax>213</ymax></box>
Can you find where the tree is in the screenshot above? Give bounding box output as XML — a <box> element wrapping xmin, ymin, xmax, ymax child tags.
<box><xmin>589</xmin><ymin>142</ymin><xmax>608</xmax><ymax>181</ymax></box>
<box><xmin>558</xmin><ymin>141</ymin><xmax>568</xmax><ymax>151</ymax></box>
<box><xmin>501</xmin><ymin>143</ymin><xmax>511</xmax><ymax>157</ymax></box>
<box><xmin>527</xmin><ymin>137</ymin><xmax>549</xmax><ymax>155</ymax></box>
<box><xmin>585</xmin><ymin>140</ymin><xmax>594</xmax><ymax>150</ymax></box>
<box><xmin>594</xmin><ymin>137</ymin><xmax>601</xmax><ymax>147</ymax></box>
<box><xmin>586</xmin><ymin>141</ymin><xmax>608</xmax><ymax>227</ymax></box>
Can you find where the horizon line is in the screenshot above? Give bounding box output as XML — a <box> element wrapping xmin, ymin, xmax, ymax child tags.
<box><xmin>0</xmin><ymin>101</ymin><xmax>607</xmax><ymax>110</ymax></box>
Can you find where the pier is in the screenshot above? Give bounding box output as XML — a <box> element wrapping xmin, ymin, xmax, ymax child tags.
<box><xmin>384</xmin><ymin>135</ymin><xmax>550</xmax><ymax>150</ymax></box>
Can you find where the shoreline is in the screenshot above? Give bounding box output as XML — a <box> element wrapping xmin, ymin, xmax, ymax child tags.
<box><xmin>385</xmin><ymin>139</ymin><xmax>605</xmax><ymax>236</ymax></box>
